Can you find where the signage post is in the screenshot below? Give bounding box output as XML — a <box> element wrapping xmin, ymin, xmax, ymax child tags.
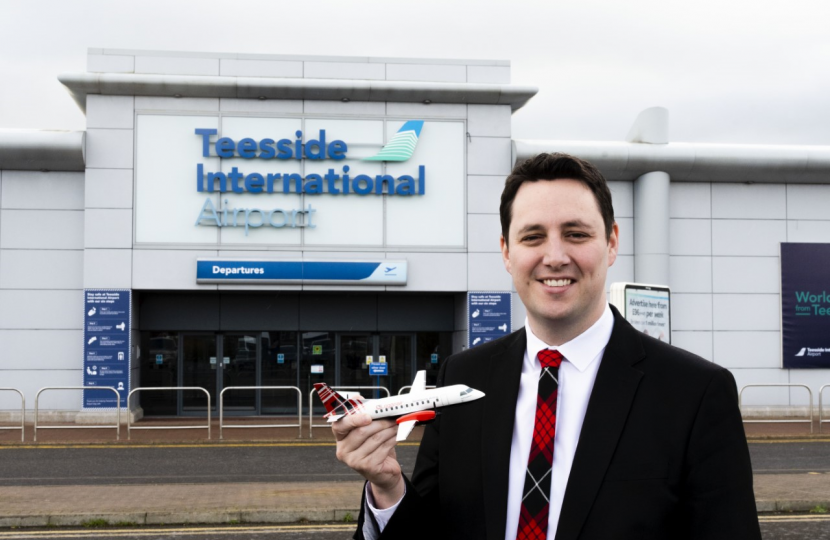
<box><xmin>83</xmin><ymin>290</ymin><xmax>131</xmax><ymax>409</ymax></box>
<box><xmin>369</xmin><ymin>362</ymin><xmax>388</xmax><ymax>399</ymax></box>
<box><xmin>468</xmin><ymin>292</ymin><xmax>512</xmax><ymax>348</ymax></box>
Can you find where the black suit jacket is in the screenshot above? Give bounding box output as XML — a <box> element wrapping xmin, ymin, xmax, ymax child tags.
<box><xmin>356</xmin><ymin>307</ymin><xmax>761</xmax><ymax>540</ymax></box>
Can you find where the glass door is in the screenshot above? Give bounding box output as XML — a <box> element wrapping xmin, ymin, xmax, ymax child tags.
<box><xmin>221</xmin><ymin>333</ymin><xmax>258</xmax><ymax>414</ymax></box>
<box><xmin>181</xmin><ymin>334</ymin><xmax>217</xmax><ymax>413</ymax></box>
<box><xmin>261</xmin><ymin>331</ymin><xmax>299</xmax><ymax>414</ymax></box>
<box><xmin>379</xmin><ymin>334</ymin><xmax>413</xmax><ymax>396</ymax></box>
<box><xmin>335</xmin><ymin>333</ymin><xmax>414</xmax><ymax>397</ymax></box>
<box><xmin>302</xmin><ymin>332</ymin><xmax>336</xmax><ymax>414</ymax></box>
<box><xmin>181</xmin><ymin>333</ymin><xmax>259</xmax><ymax>415</ymax></box>
<box><xmin>340</xmin><ymin>334</ymin><xmax>374</xmax><ymax>390</ymax></box>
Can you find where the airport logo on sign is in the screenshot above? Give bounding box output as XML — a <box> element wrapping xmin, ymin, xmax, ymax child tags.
<box><xmin>795</xmin><ymin>347</ymin><xmax>828</xmax><ymax>357</ymax></box>
<box><xmin>193</xmin><ymin>121</ymin><xmax>427</xmax><ymax>235</ymax></box>
<box><xmin>363</xmin><ymin>121</ymin><xmax>424</xmax><ymax>162</ymax></box>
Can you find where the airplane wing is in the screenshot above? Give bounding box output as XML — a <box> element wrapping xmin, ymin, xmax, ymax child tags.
<box><xmin>395</xmin><ymin>410</ymin><xmax>436</xmax><ymax>441</ymax></box>
<box><xmin>410</xmin><ymin>370</ymin><xmax>427</xmax><ymax>395</ymax></box>
<box><xmin>396</xmin><ymin>420</ymin><xmax>418</xmax><ymax>442</ymax></box>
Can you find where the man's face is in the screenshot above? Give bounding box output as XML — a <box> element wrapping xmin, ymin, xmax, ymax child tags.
<box><xmin>500</xmin><ymin>179</ymin><xmax>618</xmax><ymax>343</ymax></box>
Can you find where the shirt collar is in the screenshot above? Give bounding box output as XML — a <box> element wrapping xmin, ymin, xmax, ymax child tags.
<box><xmin>524</xmin><ymin>304</ymin><xmax>615</xmax><ymax>372</ymax></box>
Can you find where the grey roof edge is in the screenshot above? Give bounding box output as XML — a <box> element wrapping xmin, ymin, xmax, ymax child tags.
<box><xmin>58</xmin><ymin>73</ymin><xmax>538</xmax><ymax>113</ymax></box>
<box><xmin>0</xmin><ymin>130</ymin><xmax>85</xmax><ymax>172</ymax></box>
<box><xmin>514</xmin><ymin>140</ymin><xmax>830</xmax><ymax>184</ymax></box>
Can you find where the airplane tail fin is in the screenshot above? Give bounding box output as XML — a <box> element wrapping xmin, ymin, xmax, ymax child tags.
<box><xmin>313</xmin><ymin>383</ymin><xmax>365</xmax><ymax>419</ymax></box>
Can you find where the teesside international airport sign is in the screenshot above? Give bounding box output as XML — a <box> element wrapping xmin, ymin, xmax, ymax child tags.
<box><xmin>193</xmin><ymin>121</ymin><xmax>426</xmax><ymax>235</ymax></box>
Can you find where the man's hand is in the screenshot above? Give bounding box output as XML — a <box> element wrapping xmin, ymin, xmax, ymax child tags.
<box><xmin>332</xmin><ymin>413</ymin><xmax>405</xmax><ymax>509</ymax></box>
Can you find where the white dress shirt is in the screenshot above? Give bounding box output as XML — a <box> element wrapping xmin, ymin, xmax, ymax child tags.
<box><xmin>506</xmin><ymin>305</ymin><xmax>613</xmax><ymax>540</ymax></box>
<box><xmin>366</xmin><ymin>304</ymin><xmax>614</xmax><ymax>540</ymax></box>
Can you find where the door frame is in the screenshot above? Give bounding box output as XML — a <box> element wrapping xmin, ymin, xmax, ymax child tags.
<box><xmin>178</xmin><ymin>332</ymin><xmax>263</xmax><ymax>417</ymax></box>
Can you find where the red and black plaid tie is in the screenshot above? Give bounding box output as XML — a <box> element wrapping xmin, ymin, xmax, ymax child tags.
<box><xmin>516</xmin><ymin>349</ymin><xmax>564</xmax><ymax>540</ymax></box>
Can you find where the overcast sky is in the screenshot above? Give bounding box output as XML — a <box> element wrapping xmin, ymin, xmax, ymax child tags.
<box><xmin>1</xmin><ymin>0</ymin><xmax>828</xmax><ymax>145</ymax></box>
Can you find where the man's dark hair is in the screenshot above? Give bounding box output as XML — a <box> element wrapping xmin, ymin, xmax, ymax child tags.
<box><xmin>499</xmin><ymin>152</ymin><xmax>615</xmax><ymax>242</ymax></box>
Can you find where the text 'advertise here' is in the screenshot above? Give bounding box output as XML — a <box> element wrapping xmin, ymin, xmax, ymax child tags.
<box><xmin>194</xmin><ymin>121</ymin><xmax>426</xmax><ymax>235</ymax></box>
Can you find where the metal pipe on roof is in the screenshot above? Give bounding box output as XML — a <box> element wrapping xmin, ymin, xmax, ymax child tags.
<box><xmin>513</xmin><ymin>140</ymin><xmax>830</xmax><ymax>184</ymax></box>
<box><xmin>0</xmin><ymin>130</ymin><xmax>85</xmax><ymax>172</ymax></box>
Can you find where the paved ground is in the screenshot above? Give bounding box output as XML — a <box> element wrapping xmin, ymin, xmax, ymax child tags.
<box><xmin>0</xmin><ymin>444</ymin><xmax>416</xmax><ymax>486</ymax></box>
<box><xmin>0</xmin><ymin>417</ymin><xmax>828</xmax><ymax>529</ymax></box>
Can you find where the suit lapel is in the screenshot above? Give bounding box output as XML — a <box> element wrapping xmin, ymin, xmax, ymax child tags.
<box><xmin>482</xmin><ymin>330</ymin><xmax>526</xmax><ymax>540</ymax></box>
<box><xmin>555</xmin><ymin>309</ymin><xmax>645</xmax><ymax>540</ymax></box>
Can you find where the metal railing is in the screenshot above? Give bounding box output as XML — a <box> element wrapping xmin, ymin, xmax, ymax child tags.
<box><xmin>398</xmin><ymin>385</ymin><xmax>436</xmax><ymax>395</ymax></box>
<box><xmin>219</xmin><ymin>386</ymin><xmax>302</xmax><ymax>440</ymax></box>
<box><xmin>308</xmin><ymin>386</ymin><xmax>390</xmax><ymax>438</ymax></box>
<box><xmin>739</xmin><ymin>384</ymin><xmax>814</xmax><ymax>434</ymax></box>
<box><xmin>127</xmin><ymin>387</ymin><xmax>211</xmax><ymax>440</ymax></box>
<box><xmin>34</xmin><ymin>387</ymin><xmax>120</xmax><ymax>442</ymax></box>
<box><xmin>820</xmin><ymin>385</ymin><xmax>830</xmax><ymax>434</ymax></box>
<box><xmin>0</xmin><ymin>388</ymin><xmax>25</xmax><ymax>442</ymax></box>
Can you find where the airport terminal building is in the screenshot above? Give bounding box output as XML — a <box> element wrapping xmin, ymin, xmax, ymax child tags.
<box><xmin>1</xmin><ymin>49</ymin><xmax>829</xmax><ymax>422</ymax></box>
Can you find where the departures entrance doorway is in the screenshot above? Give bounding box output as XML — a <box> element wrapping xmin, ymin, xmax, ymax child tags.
<box><xmin>140</xmin><ymin>331</ymin><xmax>445</xmax><ymax>416</ymax></box>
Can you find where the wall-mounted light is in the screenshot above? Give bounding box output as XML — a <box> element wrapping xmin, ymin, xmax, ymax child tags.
<box><xmin>258</xmin><ymin>96</ymin><xmax>267</xmax><ymax>101</ymax></box>
<box><xmin>423</xmin><ymin>99</ymin><xmax>432</xmax><ymax>104</ymax></box>
<box><xmin>342</xmin><ymin>97</ymin><xmax>350</xmax><ymax>103</ymax></box>
<box><xmin>174</xmin><ymin>94</ymin><xmax>182</xmax><ymax>98</ymax></box>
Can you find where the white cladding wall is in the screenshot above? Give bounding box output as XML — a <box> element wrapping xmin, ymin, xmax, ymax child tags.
<box><xmin>0</xmin><ymin>170</ymin><xmax>86</xmax><ymax>411</ymax></box>
<box><xmin>668</xmin><ymin>182</ymin><xmax>830</xmax><ymax>407</ymax></box>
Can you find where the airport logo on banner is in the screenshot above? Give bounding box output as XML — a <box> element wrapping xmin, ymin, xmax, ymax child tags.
<box><xmin>193</xmin><ymin>121</ymin><xmax>427</xmax><ymax>236</ymax></box>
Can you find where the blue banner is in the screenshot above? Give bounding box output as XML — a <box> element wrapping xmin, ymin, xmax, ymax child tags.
<box><xmin>196</xmin><ymin>259</ymin><xmax>407</xmax><ymax>285</ymax></box>
<box><xmin>468</xmin><ymin>292</ymin><xmax>512</xmax><ymax>348</ymax></box>
<box><xmin>782</xmin><ymin>243</ymin><xmax>830</xmax><ymax>368</ymax></box>
<box><xmin>84</xmin><ymin>290</ymin><xmax>131</xmax><ymax>408</ymax></box>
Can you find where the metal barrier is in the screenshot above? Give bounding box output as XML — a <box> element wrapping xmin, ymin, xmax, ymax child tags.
<box><xmin>820</xmin><ymin>385</ymin><xmax>830</xmax><ymax>434</ymax></box>
<box><xmin>34</xmin><ymin>387</ymin><xmax>120</xmax><ymax>442</ymax></box>
<box><xmin>0</xmin><ymin>388</ymin><xmax>25</xmax><ymax>442</ymax></box>
<box><xmin>219</xmin><ymin>386</ymin><xmax>302</xmax><ymax>440</ymax></box>
<box><xmin>739</xmin><ymin>384</ymin><xmax>814</xmax><ymax>434</ymax></box>
<box><xmin>127</xmin><ymin>387</ymin><xmax>211</xmax><ymax>440</ymax></box>
<box><xmin>308</xmin><ymin>386</ymin><xmax>390</xmax><ymax>438</ymax></box>
<box><xmin>398</xmin><ymin>385</ymin><xmax>436</xmax><ymax>395</ymax></box>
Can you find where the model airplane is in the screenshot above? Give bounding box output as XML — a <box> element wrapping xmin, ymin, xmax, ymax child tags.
<box><xmin>314</xmin><ymin>370</ymin><xmax>485</xmax><ymax>441</ymax></box>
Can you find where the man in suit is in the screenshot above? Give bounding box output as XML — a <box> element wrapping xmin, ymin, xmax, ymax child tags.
<box><xmin>333</xmin><ymin>153</ymin><xmax>761</xmax><ymax>540</ymax></box>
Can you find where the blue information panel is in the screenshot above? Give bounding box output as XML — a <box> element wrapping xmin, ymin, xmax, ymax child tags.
<box><xmin>369</xmin><ymin>362</ymin><xmax>388</xmax><ymax>376</ymax></box>
<box><xmin>468</xmin><ymin>292</ymin><xmax>512</xmax><ymax>348</ymax></box>
<box><xmin>84</xmin><ymin>290</ymin><xmax>131</xmax><ymax>408</ymax></box>
<box><xmin>782</xmin><ymin>243</ymin><xmax>830</xmax><ymax>368</ymax></box>
<box><xmin>196</xmin><ymin>259</ymin><xmax>407</xmax><ymax>285</ymax></box>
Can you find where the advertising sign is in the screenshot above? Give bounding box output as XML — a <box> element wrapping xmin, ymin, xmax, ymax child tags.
<box><xmin>83</xmin><ymin>290</ymin><xmax>131</xmax><ymax>408</ymax></box>
<box><xmin>782</xmin><ymin>243</ymin><xmax>830</xmax><ymax>368</ymax></box>
<box><xmin>468</xmin><ymin>292</ymin><xmax>512</xmax><ymax>348</ymax></box>
<box><xmin>609</xmin><ymin>283</ymin><xmax>671</xmax><ymax>344</ymax></box>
